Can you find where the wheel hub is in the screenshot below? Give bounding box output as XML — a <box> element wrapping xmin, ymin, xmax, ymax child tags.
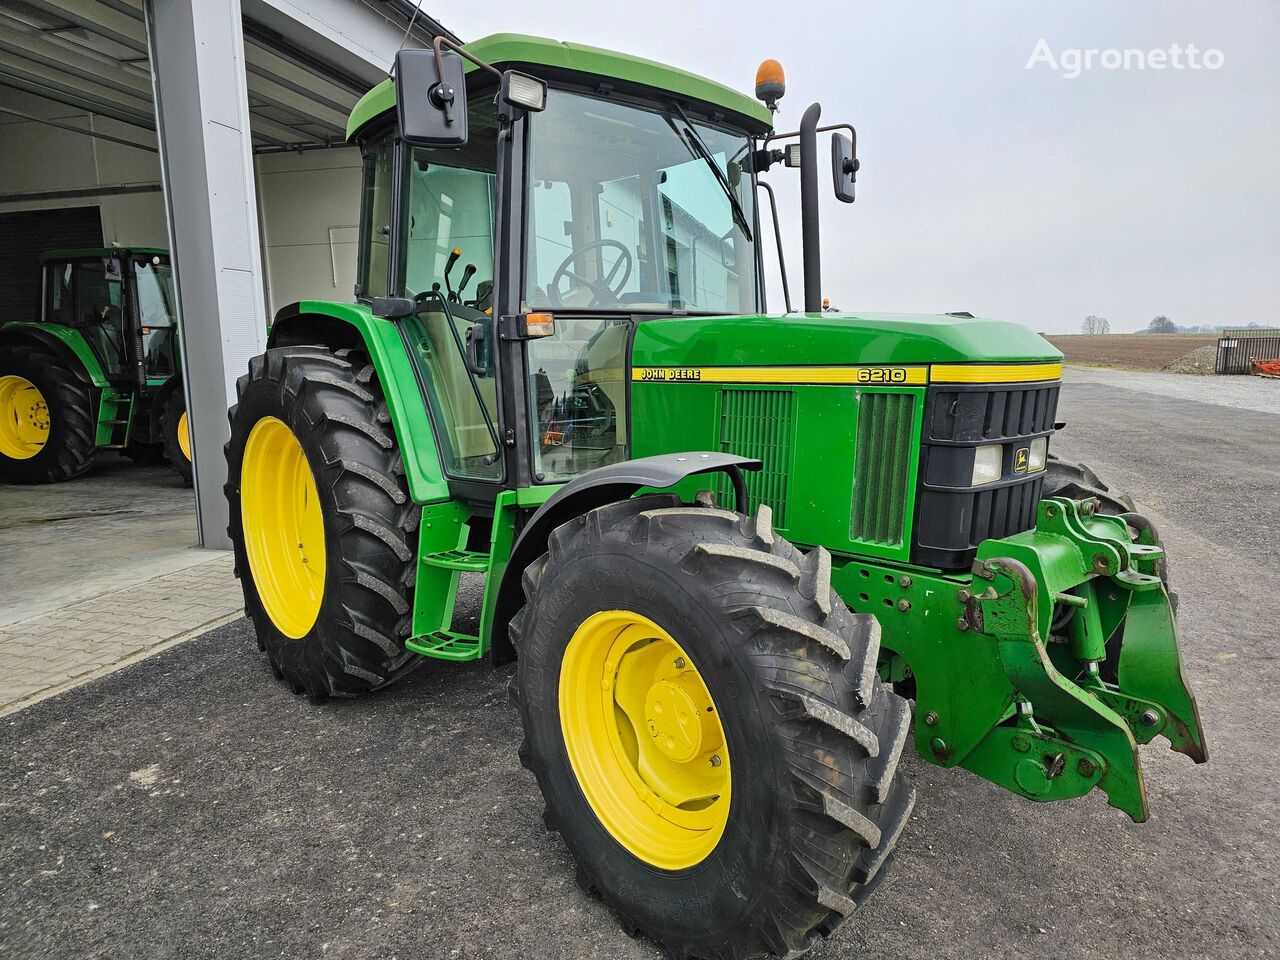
<box><xmin>559</xmin><ymin>610</ymin><xmax>731</xmax><ymax>870</ymax></box>
<box><xmin>0</xmin><ymin>375</ymin><xmax>50</xmax><ymax>460</ymax></box>
<box><xmin>644</xmin><ymin>674</ymin><xmax>714</xmax><ymax>763</ymax></box>
<box><xmin>240</xmin><ymin>416</ymin><xmax>326</xmax><ymax>639</ymax></box>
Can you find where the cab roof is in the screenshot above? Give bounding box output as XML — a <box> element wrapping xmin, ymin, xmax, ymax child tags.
<box><xmin>347</xmin><ymin>33</ymin><xmax>774</xmax><ymax>141</ymax></box>
<box><xmin>41</xmin><ymin>247</ymin><xmax>169</xmax><ymax>262</ymax></box>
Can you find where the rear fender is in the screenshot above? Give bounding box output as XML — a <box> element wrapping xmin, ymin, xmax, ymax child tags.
<box><xmin>268</xmin><ymin>301</ymin><xmax>448</xmax><ymax>505</ymax></box>
<box><xmin>0</xmin><ymin>323</ymin><xmax>106</xmax><ymax>386</ymax></box>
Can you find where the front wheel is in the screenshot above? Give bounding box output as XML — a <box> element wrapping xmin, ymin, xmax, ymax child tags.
<box><xmin>512</xmin><ymin>495</ymin><xmax>915</xmax><ymax>959</ymax></box>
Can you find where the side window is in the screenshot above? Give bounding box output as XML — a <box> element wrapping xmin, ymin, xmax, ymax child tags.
<box><xmin>527</xmin><ymin>318</ymin><xmax>630</xmax><ymax>482</ymax></box>
<box><xmin>357</xmin><ymin>136</ymin><xmax>394</xmax><ymax>299</ymax></box>
<box><xmin>48</xmin><ymin>263</ymin><xmax>75</xmax><ymax>325</ymax></box>
<box><xmin>400</xmin><ymin>104</ymin><xmax>504</xmax><ymax>483</ymax></box>
<box><xmin>62</xmin><ymin>262</ymin><xmax>124</xmax><ymax>378</ymax></box>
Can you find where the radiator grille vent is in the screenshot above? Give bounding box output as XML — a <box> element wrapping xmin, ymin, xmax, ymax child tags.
<box><xmin>850</xmin><ymin>392</ymin><xmax>916</xmax><ymax>547</ymax></box>
<box><xmin>715</xmin><ymin>389</ymin><xmax>793</xmax><ymax>527</ymax></box>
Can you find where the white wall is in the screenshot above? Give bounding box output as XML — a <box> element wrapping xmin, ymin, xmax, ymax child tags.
<box><xmin>0</xmin><ymin>88</ymin><xmax>168</xmax><ymax>246</ymax></box>
<box><xmin>255</xmin><ymin>147</ymin><xmax>362</xmax><ymax>318</ymax></box>
<box><xmin>0</xmin><ymin>89</ymin><xmax>363</xmax><ymax>321</ymax></box>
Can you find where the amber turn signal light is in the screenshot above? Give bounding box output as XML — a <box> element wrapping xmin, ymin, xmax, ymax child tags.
<box><xmin>524</xmin><ymin>312</ymin><xmax>555</xmax><ymax>337</ymax></box>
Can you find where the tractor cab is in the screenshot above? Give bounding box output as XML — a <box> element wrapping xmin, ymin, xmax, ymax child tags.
<box><xmin>317</xmin><ymin>35</ymin><xmax>781</xmax><ymax>501</ymax></box>
<box><xmin>39</xmin><ymin>248</ymin><xmax>179</xmax><ymax>385</ymax></box>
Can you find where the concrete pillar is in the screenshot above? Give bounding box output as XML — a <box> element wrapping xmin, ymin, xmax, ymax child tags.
<box><xmin>143</xmin><ymin>0</ymin><xmax>268</xmax><ymax>549</ymax></box>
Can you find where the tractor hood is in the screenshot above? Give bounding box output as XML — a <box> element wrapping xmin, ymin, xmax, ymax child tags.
<box><xmin>630</xmin><ymin>312</ymin><xmax>1061</xmax><ymax>368</ymax></box>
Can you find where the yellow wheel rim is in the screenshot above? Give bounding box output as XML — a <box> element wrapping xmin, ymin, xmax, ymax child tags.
<box><xmin>559</xmin><ymin>610</ymin><xmax>731</xmax><ymax>870</ymax></box>
<box><xmin>177</xmin><ymin>410</ymin><xmax>191</xmax><ymax>461</ymax></box>
<box><xmin>240</xmin><ymin>416</ymin><xmax>326</xmax><ymax>638</ymax></box>
<box><xmin>0</xmin><ymin>375</ymin><xmax>50</xmax><ymax>461</ymax></box>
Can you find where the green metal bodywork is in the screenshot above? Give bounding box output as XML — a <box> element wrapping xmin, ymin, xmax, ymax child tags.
<box><xmin>287</xmin><ymin>301</ymin><xmax>449</xmax><ymax>504</ymax></box>
<box><xmin>346</xmin><ymin>33</ymin><xmax>773</xmax><ymax>142</ymax></box>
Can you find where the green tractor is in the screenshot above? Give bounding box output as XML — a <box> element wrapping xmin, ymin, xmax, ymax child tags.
<box><xmin>0</xmin><ymin>247</ymin><xmax>191</xmax><ymax>485</ymax></box>
<box><xmin>225</xmin><ymin>36</ymin><xmax>1206</xmax><ymax>959</ymax></box>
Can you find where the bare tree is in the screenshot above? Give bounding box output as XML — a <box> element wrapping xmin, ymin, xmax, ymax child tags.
<box><xmin>1147</xmin><ymin>315</ymin><xmax>1177</xmax><ymax>333</ymax></box>
<box><xmin>1081</xmin><ymin>315</ymin><xmax>1111</xmax><ymax>334</ymax></box>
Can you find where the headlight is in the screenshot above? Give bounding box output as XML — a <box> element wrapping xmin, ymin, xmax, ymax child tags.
<box><xmin>971</xmin><ymin>444</ymin><xmax>1003</xmax><ymax>485</ymax></box>
<box><xmin>1028</xmin><ymin>436</ymin><xmax>1048</xmax><ymax>472</ymax></box>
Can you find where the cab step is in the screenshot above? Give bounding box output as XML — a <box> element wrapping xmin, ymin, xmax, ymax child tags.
<box><xmin>420</xmin><ymin>548</ymin><xmax>489</xmax><ymax>573</ymax></box>
<box><xmin>405</xmin><ymin>629</ymin><xmax>483</xmax><ymax>661</ymax></box>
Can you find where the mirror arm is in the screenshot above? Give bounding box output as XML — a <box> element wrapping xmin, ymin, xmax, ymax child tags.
<box><xmin>432</xmin><ymin>35</ymin><xmax>503</xmax><ymax>85</ymax></box>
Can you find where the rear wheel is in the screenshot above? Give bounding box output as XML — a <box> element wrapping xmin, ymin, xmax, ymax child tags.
<box><xmin>226</xmin><ymin>347</ymin><xmax>420</xmax><ymax>699</ymax></box>
<box><xmin>512</xmin><ymin>495</ymin><xmax>915</xmax><ymax>959</ymax></box>
<box><xmin>0</xmin><ymin>344</ymin><xmax>97</xmax><ymax>484</ymax></box>
<box><xmin>161</xmin><ymin>389</ymin><xmax>192</xmax><ymax>485</ymax></box>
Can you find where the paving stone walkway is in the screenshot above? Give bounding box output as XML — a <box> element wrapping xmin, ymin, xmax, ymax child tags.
<box><xmin>0</xmin><ymin>553</ymin><xmax>242</xmax><ymax>713</ymax></box>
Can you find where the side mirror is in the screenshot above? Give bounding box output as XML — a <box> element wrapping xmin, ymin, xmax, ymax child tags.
<box><xmin>396</xmin><ymin>48</ymin><xmax>468</xmax><ymax>147</ymax></box>
<box><xmin>831</xmin><ymin>132</ymin><xmax>857</xmax><ymax>203</ymax></box>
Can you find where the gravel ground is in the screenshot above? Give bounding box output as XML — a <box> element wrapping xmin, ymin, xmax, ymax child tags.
<box><xmin>1</xmin><ymin>370</ymin><xmax>1277</xmax><ymax>960</ymax></box>
<box><xmin>1065</xmin><ymin>364</ymin><xmax>1280</xmax><ymax>415</ymax></box>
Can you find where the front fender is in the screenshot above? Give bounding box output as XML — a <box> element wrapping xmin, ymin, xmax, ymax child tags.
<box><xmin>487</xmin><ymin>452</ymin><xmax>761</xmax><ymax>664</ymax></box>
<box><xmin>269</xmin><ymin>300</ymin><xmax>449</xmax><ymax>504</ymax></box>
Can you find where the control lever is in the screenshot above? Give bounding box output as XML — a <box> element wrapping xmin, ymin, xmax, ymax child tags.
<box><xmin>443</xmin><ymin>247</ymin><xmax>461</xmax><ymax>300</ymax></box>
<box><xmin>457</xmin><ymin>263</ymin><xmax>476</xmax><ymax>301</ymax></box>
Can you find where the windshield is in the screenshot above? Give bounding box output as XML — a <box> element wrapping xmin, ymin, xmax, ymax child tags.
<box><xmin>525</xmin><ymin>89</ymin><xmax>758</xmax><ymax>314</ymax></box>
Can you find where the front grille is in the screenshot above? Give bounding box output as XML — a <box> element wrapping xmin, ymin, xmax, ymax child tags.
<box><xmin>850</xmin><ymin>392</ymin><xmax>916</xmax><ymax>547</ymax></box>
<box><xmin>912</xmin><ymin>381</ymin><xmax>1060</xmax><ymax>569</ymax></box>
<box><xmin>716</xmin><ymin>388</ymin><xmax>793</xmax><ymax>528</ymax></box>
<box><xmin>929</xmin><ymin>383</ymin><xmax>1059</xmax><ymax>441</ymax></box>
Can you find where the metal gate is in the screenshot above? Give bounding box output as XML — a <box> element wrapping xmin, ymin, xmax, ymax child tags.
<box><xmin>1215</xmin><ymin>329</ymin><xmax>1280</xmax><ymax>374</ymax></box>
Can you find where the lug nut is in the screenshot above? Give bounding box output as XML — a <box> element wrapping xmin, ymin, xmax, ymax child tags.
<box><xmin>673</xmin><ymin>658</ymin><xmax>686</xmax><ymax>669</ymax></box>
<box><xmin>709</xmin><ymin>755</ymin><xmax>722</xmax><ymax>767</ymax></box>
<box><xmin>897</xmin><ymin>599</ymin><xmax>911</xmax><ymax>611</ymax></box>
<box><xmin>899</xmin><ymin>575</ymin><xmax>913</xmax><ymax>588</ymax></box>
<box><xmin>924</xmin><ymin>711</ymin><xmax>939</xmax><ymax>726</ymax></box>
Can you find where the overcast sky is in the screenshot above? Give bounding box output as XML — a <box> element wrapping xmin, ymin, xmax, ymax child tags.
<box><xmin>445</xmin><ymin>1</ymin><xmax>1277</xmax><ymax>333</ymax></box>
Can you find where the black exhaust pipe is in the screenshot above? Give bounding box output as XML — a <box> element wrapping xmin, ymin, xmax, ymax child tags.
<box><xmin>799</xmin><ymin>101</ymin><xmax>822</xmax><ymax>313</ymax></box>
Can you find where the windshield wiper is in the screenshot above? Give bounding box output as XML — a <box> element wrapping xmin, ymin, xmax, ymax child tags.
<box><xmin>665</xmin><ymin>103</ymin><xmax>753</xmax><ymax>242</ymax></box>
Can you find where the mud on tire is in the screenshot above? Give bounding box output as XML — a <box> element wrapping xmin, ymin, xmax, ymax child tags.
<box><xmin>512</xmin><ymin>494</ymin><xmax>915</xmax><ymax>959</ymax></box>
<box><xmin>225</xmin><ymin>346</ymin><xmax>420</xmax><ymax>699</ymax></box>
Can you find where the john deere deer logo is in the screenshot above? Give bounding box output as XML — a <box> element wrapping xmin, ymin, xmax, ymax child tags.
<box><xmin>1014</xmin><ymin>447</ymin><xmax>1030</xmax><ymax>474</ymax></box>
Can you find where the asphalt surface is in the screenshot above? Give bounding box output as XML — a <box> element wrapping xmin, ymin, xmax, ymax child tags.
<box><xmin>3</xmin><ymin>369</ymin><xmax>1278</xmax><ymax>960</ymax></box>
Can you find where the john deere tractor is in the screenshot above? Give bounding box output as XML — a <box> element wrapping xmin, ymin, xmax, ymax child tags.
<box><xmin>0</xmin><ymin>248</ymin><xmax>191</xmax><ymax>484</ymax></box>
<box><xmin>225</xmin><ymin>35</ymin><xmax>1206</xmax><ymax>959</ymax></box>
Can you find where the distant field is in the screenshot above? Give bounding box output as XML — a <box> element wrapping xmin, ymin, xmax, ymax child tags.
<box><xmin>1045</xmin><ymin>333</ymin><xmax>1217</xmax><ymax>370</ymax></box>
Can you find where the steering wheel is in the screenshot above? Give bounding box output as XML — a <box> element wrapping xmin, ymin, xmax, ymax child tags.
<box><xmin>549</xmin><ymin>239</ymin><xmax>633</xmax><ymax>307</ymax></box>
